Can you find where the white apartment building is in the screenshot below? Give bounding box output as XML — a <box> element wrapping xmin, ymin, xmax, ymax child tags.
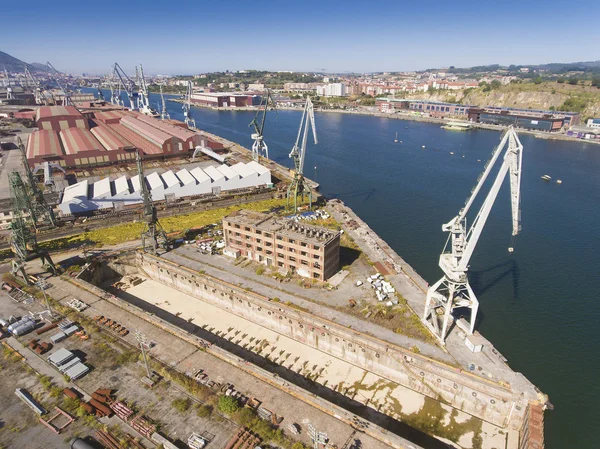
<box><xmin>315</xmin><ymin>83</ymin><xmax>347</xmax><ymax>97</ymax></box>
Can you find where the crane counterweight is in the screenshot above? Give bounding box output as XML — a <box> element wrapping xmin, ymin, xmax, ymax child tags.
<box><xmin>423</xmin><ymin>126</ymin><xmax>524</xmax><ymax>344</ymax></box>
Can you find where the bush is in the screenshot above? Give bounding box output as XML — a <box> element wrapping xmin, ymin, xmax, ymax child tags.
<box><xmin>172</xmin><ymin>397</ymin><xmax>191</xmax><ymax>413</ymax></box>
<box><xmin>256</xmin><ymin>266</ymin><xmax>265</xmax><ymax>275</ymax></box>
<box><xmin>217</xmin><ymin>395</ymin><xmax>239</xmax><ymax>414</ymax></box>
<box><xmin>292</xmin><ymin>443</ymin><xmax>308</xmax><ymax>449</ymax></box>
<box><xmin>234</xmin><ymin>407</ymin><xmax>256</xmax><ymax>426</ymax></box>
<box><xmin>195</xmin><ymin>404</ymin><xmax>212</xmax><ymax>418</ymax></box>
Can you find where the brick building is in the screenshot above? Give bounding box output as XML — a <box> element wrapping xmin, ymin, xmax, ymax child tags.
<box><xmin>222</xmin><ymin>210</ymin><xmax>340</xmax><ymax>281</ymax></box>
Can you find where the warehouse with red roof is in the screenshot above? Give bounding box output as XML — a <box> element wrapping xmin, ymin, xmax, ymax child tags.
<box><xmin>36</xmin><ymin>105</ymin><xmax>88</xmax><ymax>131</ymax></box>
<box><xmin>26</xmin><ymin>129</ymin><xmax>65</xmax><ymax>167</ymax></box>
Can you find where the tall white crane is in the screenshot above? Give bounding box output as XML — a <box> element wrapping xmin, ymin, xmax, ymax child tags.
<box><xmin>423</xmin><ymin>127</ymin><xmax>523</xmax><ymax>343</ymax></box>
<box><xmin>287</xmin><ymin>96</ymin><xmax>317</xmax><ymax>213</ymax></box>
<box><xmin>136</xmin><ymin>65</ymin><xmax>159</xmax><ymax>117</ymax></box>
<box><xmin>112</xmin><ymin>62</ymin><xmax>137</xmax><ymax>110</ymax></box>
<box><xmin>183</xmin><ymin>81</ymin><xmax>196</xmax><ymax>129</ymax></box>
<box><xmin>159</xmin><ymin>85</ymin><xmax>170</xmax><ymax>120</ymax></box>
<box><xmin>23</xmin><ymin>67</ymin><xmax>45</xmax><ymax>105</ymax></box>
<box><xmin>249</xmin><ymin>88</ymin><xmax>276</xmax><ymax>161</ymax></box>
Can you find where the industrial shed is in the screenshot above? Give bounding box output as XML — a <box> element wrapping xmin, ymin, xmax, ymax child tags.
<box><xmin>90</xmin><ymin>125</ymin><xmax>135</xmax><ymax>153</ymax></box>
<box><xmin>121</xmin><ymin>116</ymin><xmax>181</xmax><ymax>155</ymax></box>
<box><xmin>26</xmin><ymin>129</ymin><xmax>65</xmax><ymax>167</ymax></box>
<box><xmin>136</xmin><ymin>114</ymin><xmax>202</xmax><ymax>151</ymax></box>
<box><xmin>59</xmin><ymin>179</ymin><xmax>114</xmax><ymax>214</ymax></box>
<box><xmin>231</xmin><ymin>162</ymin><xmax>259</xmax><ymax>188</ymax></box>
<box><xmin>59</xmin><ymin>127</ymin><xmax>110</xmax><ymax>167</ymax></box>
<box><xmin>36</xmin><ymin>106</ymin><xmax>88</xmax><ymax>131</ymax></box>
<box><xmin>59</xmin><ymin>162</ymin><xmax>272</xmax><ymax>215</ymax></box>
<box><xmin>93</xmin><ymin>110</ymin><xmax>130</xmax><ymax>125</ymax></box>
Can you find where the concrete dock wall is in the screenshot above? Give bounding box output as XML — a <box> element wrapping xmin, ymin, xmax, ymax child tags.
<box><xmin>138</xmin><ymin>252</ymin><xmax>522</xmax><ymax>429</ymax></box>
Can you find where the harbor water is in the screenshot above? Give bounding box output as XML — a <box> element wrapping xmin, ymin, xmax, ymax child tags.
<box><xmin>99</xmin><ymin>90</ymin><xmax>600</xmax><ymax>448</ymax></box>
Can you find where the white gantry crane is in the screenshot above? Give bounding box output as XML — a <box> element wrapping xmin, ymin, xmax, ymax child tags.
<box><xmin>46</xmin><ymin>61</ymin><xmax>70</xmax><ymax>106</ymax></box>
<box><xmin>136</xmin><ymin>65</ymin><xmax>159</xmax><ymax>117</ymax></box>
<box><xmin>159</xmin><ymin>85</ymin><xmax>170</xmax><ymax>120</ymax></box>
<box><xmin>423</xmin><ymin>126</ymin><xmax>523</xmax><ymax>343</ymax></box>
<box><xmin>249</xmin><ymin>88</ymin><xmax>276</xmax><ymax>161</ymax></box>
<box><xmin>287</xmin><ymin>96</ymin><xmax>317</xmax><ymax>213</ymax></box>
<box><xmin>183</xmin><ymin>81</ymin><xmax>196</xmax><ymax>129</ymax></box>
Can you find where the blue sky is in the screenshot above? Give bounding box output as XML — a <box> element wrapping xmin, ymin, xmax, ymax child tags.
<box><xmin>1</xmin><ymin>0</ymin><xmax>597</xmax><ymax>75</ymax></box>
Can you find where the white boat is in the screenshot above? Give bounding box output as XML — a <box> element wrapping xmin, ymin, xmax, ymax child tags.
<box><xmin>556</xmin><ymin>179</ymin><xmax>562</xmax><ymax>184</ymax></box>
<box><xmin>541</xmin><ymin>175</ymin><xmax>552</xmax><ymax>181</ymax></box>
<box><xmin>394</xmin><ymin>132</ymin><xmax>398</xmax><ymax>143</ymax></box>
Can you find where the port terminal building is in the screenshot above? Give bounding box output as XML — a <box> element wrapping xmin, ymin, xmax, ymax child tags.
<box><xmin>25</xmin><ymin>106</ymin><xmax>225</xmax><ymax>169</ymax></box>
<box><xmin>222</xmin><ymin>210</ymin><xmax>340</xmax><ymax>281</ymax></box>
<box><xmin>375</xmin><ymin>98</ymin><xmax>580</xmax><ymax>131</ymax></box>
<box><xmin>190</xmin><ymin>92</ymin><xmax>263</xmax><ymax>108</ymax></box>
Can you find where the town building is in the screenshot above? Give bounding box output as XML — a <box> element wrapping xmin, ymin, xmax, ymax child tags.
<box><xmin>222</xmin><ymin>210</ymin><xmax>340</xmax><ymax>281</ymax></box>
<box><xmin>586</xmin><ymin>118</ymin><xmax>600</xmax><ymax>129</ymax></box>
<box><xmin>316</xmin><ymin>83</ymin><xmax>347</xmax><ymax>97</ymax></box>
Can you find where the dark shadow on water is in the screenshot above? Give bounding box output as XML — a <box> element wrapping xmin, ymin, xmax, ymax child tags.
<box><xmin>116</xmin><ymin>291</ymin><xmax>451</xmax><ymax>449</ymax></box>
<box><xmin>470</xmin><ymin>259</ymin><xmax>520</xmax><ymax>301</ymax></box>
<box><xmin>329</xmin><ymin>187</ymin><xmax>378</xmax><ymax>203</ymax></box>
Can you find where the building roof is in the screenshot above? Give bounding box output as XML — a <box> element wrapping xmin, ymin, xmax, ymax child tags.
<box><xmin>121</xmin><ymin>116</ymin><xmax>175</xmax><ymax>149</ymax></box>
<box><xmin>92</xmin><ymin>177</ymin><xmax>112</xmax><ymax>198</ymax></box>
<box><xmin>225</xmin><ymin>210</ymin><xmax>339</xmax><ymax>245</ymax></box>
<box><xmin>136</xmin><ymin>114</ymin><xmax>199</xmax><ymax>143</ymax></box>
<box><xmin>190</xmin><ymin>167</ymin><xmax>211</xmax><ymax>184</ymax></box>
<box><xmin>203</xmin><ymin>165</ymin><xmax>225</xmax><ymax>182</ymax></box>
<box><xmin>47</xmin><ymin>348</ymin><xmax>74</xmax><ymax>366</ymax></box>
<box><xmin>216</xmin><ymin>164</ymin><xmax>239</xmax><ymax>180</ymax></box>
<box><xmin>93</xmin><ymin>110</ymin><xmax>129</xmax><ymax>124</ymax></box>
<box><xmin>107</xmin><ymin>123</ymin><xmax>163</xmax><ymax>155</ymax></box>
<box><xmin>161</xmin><ymin>170</ymin><xmax>180</xmax><ymax>188</ymax></box>
<box><xmin>26</xmin><ymin>129</ymin><xmax>64</xmax><ymax>159</ymax></box>
<box><xmin>130</xmin><ymin>174</ymin><xmax>142</xmax><ymax>192</ymax></box>
<box><xmin>146</xmin><ymin>172</ymin><xmax>164</xmax><ymax>190</ymax></box>
<box><xmin>90</xmin><ymin>124</ymin><xmax>134</xmax><ymax>151</ymax></box>
<box><xmin>175</xmin><ymin>168</ymin><xmax>196</xmax><ymax>186</ymax></box>
<box><xmin>62</xmin><ymin>179</ymin><xmax>89</xmax><ymax>202</ymax></box>
<box><xmin>36</xmin><ymin>105</ymin><xmax>83</xmax><ymax>121</ymax></box>
<box><xmin>246</xmin><ymin>160</ymin><xmax>270</xmax><ymax>176</ymax></box>
<box><xmin>59</xmin><ymin>127</ymin><xmax>104</xmax><ymax>155</ymax></box>
<box><xmin>230</xmin><ymin>162</ymin><xmax>256</xmax><ymax>178</ymax></box>
<box><xmin>114</xmin><ymin>175</ymin><xmax>130</xmax><ymax>195</ymax></box>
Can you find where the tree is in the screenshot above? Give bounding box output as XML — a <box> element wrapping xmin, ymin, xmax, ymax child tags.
<box><xmin>533</xmin><ymin>77</ymin><xmax>543</xmax><ymax>85</ymax></box>
<box><xmin>592</xmin><ymin>77</ymin><xmax>600</xmax><ymax>88</ymax></box>
<box><xmin>556</xmin><ymin>78</ymin><xmax>565</xmax><ymax>84</ymax></box>
<box><xmin>490</xmin><ymin>80</ymin><xmax>502</xmax><ymax>89</ymax></box>
<box><xmin>218</xmin><ymin>395</ymin><xmax>239</xmax><ymax>415</ymax></box>
<box><xmin>567</xmin><ymin>77</ymin><xmax>579</xmax><ymax>85</ymax></box>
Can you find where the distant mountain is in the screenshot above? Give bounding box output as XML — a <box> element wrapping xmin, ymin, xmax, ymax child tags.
<box><xmin>30</xmin><ymin>62</ymin><xmax>51</xmax><ymax>72</ymax></box>
<box><xmin>0</xmin><ymin>50</ymin><xmax>49</xmax><ymax>73</ymax></box>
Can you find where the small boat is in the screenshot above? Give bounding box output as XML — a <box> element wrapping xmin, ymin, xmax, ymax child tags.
<box><xmin>422</xmin><ymin>145</ymin><xmax>426</xmax><ymax>149</ymax></box>
<box><xmin>394</xmin><ymin>132</ymin><xmax>398</xmax><ymax>143</ymax></box>
<box><xmin>450</xmin><ymin>152</ymin><xmax>455</xmax><ymax>155</ymax></box>
<box><xmin>541</xmin><ymin>175</ymin><xmax>552</xmax><ymax>181</ymax></box>
<box><xmin>556</xmin><ymin>179</ymin><xmax>562</xmax><ymax>184</ymax></box>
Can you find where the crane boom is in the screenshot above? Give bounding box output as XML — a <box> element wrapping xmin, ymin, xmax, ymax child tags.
<box><xmin>47</xmin><ymin>62</ymin><xmax>71</xmax><ymax>106</ymax></box>
<box><xmin>287</xmin><ymin>97</ymin><xmax>317</xmax><ymax>212</ymax></box>
<box><xmin>113</xmin><ymin>62</ymin><xmax>137</xmax><ymax>110</ymax></box>
<box><xmin>423</xmin><ymin>126</ymin><xmax>523</xmax><ymax>343</ymax></box>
